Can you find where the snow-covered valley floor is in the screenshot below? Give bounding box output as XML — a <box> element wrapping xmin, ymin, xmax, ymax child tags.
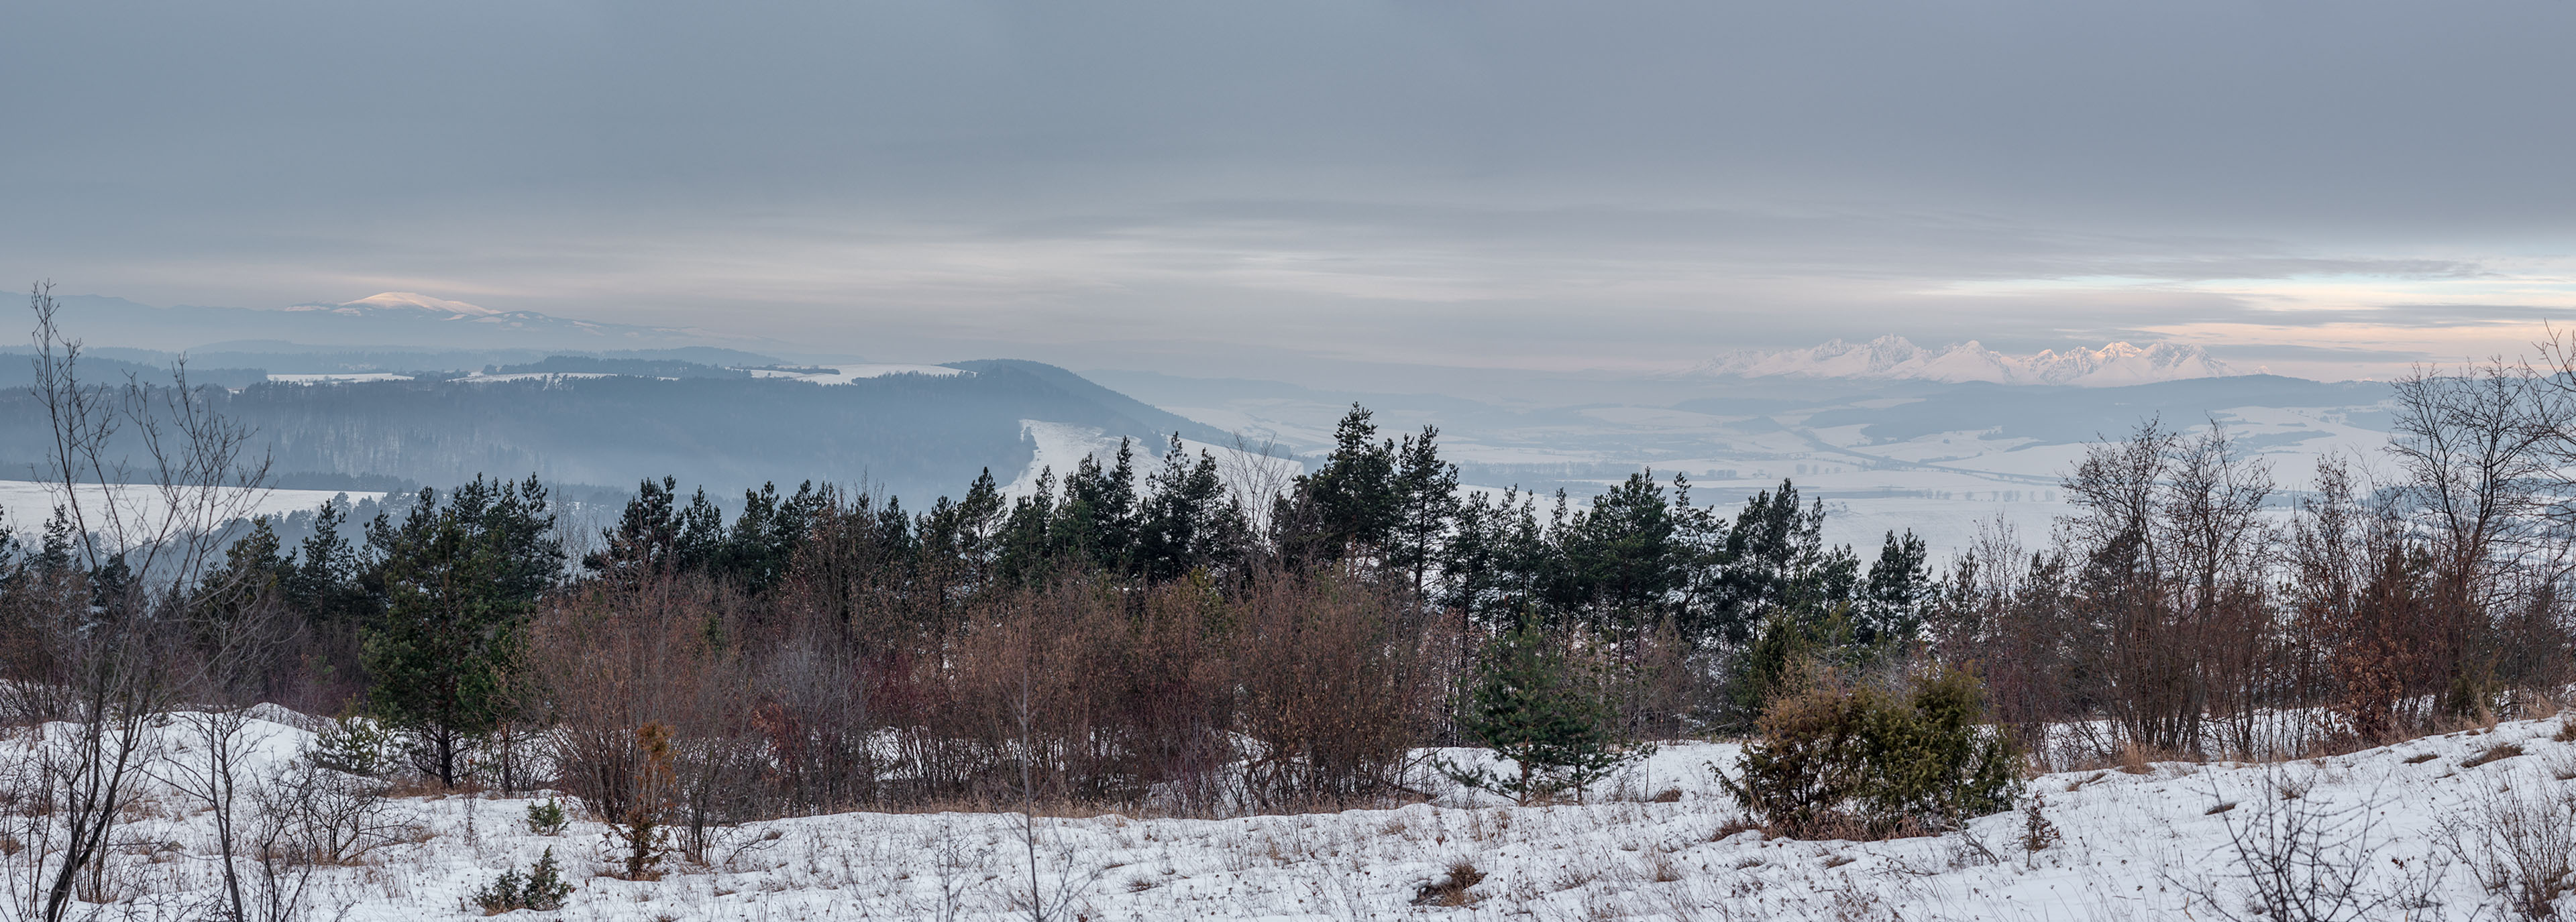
<box><xmin>10</xmin><ymin>715</ymin><xmax>2575</xmax><ymax>920</ymax></box>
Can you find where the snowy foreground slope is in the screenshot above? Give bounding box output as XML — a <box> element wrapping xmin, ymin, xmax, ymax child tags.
<box><xmin>14</xmin><ymin>715</ymin><xmax>2576</xmax><ymax>920</ymax></box>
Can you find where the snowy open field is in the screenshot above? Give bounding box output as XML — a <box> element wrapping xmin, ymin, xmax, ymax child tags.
<box><xmin>749</xmin><ymin>364</ymin><xmax>971</xmax><ymax>386</ymax></box>
<box><xmin>12</xmin><ymin>711</ymin><xmax>2573</xmax><ymax>920</ymax></box>
<box><xmin>0</xmin><ymin>480</ymin><xmax>362</xmax><ymax>540</ymax></box>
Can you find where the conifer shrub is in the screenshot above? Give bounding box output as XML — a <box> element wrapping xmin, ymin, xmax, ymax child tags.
<box><xmin>472</xmin><ymin>847</ymin><xmax>573</xmax><ymax>914</ymax></box>
<box><xmin>525</xmin><ymin>798</ymin><xmax>568</xmax><ymax>836</ymax></box>
<box><xmin>1437</xmin><ymin>621</ymin><xmax>1652</xmax><ymax>805</ymax></box>
<box><xmin>310</xmin><ymin>715</ymin><xmax>396</xmax><ymax>779</ymax></box>
<box><xmin>1723</xmin><ymin>664</ymin><xmax>2019</xmax><ymax>840</ymax></box>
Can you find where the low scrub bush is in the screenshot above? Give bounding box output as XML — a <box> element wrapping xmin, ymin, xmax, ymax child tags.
<box><xmin>525</xmin><ymin>798</ymin><xmax>568</xmax><ymax>835</ymax></box>
<box><xmin>1723</xmin><ymin>664</ymin><xmax>2019</xmax><ymax>839</ymax></box>
<box><xmin>472</xmin><ymin>847</ymin><xmax>574</xmax><ymax>915</ymax></box>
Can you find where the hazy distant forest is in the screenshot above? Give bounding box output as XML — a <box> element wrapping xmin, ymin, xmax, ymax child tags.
<box><xmin>11</xmin><ymin>284</ymin><xmax>2576</xmax><ymax>890</ymax></box>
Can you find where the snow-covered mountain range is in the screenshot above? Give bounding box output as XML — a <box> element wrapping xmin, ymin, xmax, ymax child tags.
<box><xmin>288</xmin><ymin>291</ymin><xmax>507</xmax><ymax>317</ymax></box>
<box><xmin>1698</xmin><ymin>335</ymin><xmax>2236</xmax><ymax>386</ymax></box>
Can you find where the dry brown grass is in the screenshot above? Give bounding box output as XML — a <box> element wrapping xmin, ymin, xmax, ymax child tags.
<box><xmin>1411</xmin><ymin>859</ymin><xmax>1486</xmax><ymax>907</ymax></box>
<box><xmin>2465</xmin><ymin>743</ymin><xmax>2527</xmax><ymax>769</ymax></box>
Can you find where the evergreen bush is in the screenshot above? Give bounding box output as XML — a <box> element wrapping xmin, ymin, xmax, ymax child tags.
<box><xmin>1723</xmin><ymin>664</ymin><xmax>2018</xmax><ymax>839</ymax></box>
<box><xmin>1438</xmin><ymin>622</ymin><xmax>1652</xmax><ymax>805</ymax></box>
<box><xmin>472</xmin><ymin>847</ymin><xmax>572</xmax><ymax>914</ymax></box>
<box><xmin>525</xmin><ymin>798</ymin><xmax>568</xmax><ymax>836</ymax></box>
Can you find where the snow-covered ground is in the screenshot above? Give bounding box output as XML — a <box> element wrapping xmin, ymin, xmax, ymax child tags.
<box><xmin>749</xmin><ymin>364</ymin><xmax>969</xmax><ymax>385</ymax></box>
<box><xmin>458</xmin><ymin>372</ymin><xmax>624</xmax><ymax>384</ymax></box>
<box><xmin>266</xmin><ymin>373</ymin><xmax>417</xmax><ymax>384</ymax></box>
<box><xmin>0</xmin><ymin>479</ymin><xmax>362</xmax><ymax>540</ymax></box>
<box><xmin>13</xmin><ymin>713</ymin><xmax>2574</xmax><ymax>920</ymax></box>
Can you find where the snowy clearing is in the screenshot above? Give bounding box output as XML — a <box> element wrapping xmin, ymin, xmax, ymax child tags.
<box><xmin>266</xmin><ymin>373</ymin><xmax>417</xmax><ymax>384</ymax></box>
<box><xmin>11</xmin><ymin>714</ymin><xmax>2573</xmax><ymax>919</ymax></box>
<box><xmin>0</xmin><ymin>480</ymin><xmax>362</xmax><ymax>540</ymax></box>
<box><xmin>748</xmin><ymin>364</ymin><xmax>969</xmax><ymax>385</ymax></box>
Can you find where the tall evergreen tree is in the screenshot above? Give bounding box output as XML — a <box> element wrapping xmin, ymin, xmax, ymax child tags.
<box><xmin>1858</xmin><ymin>529</ymin><xmax>1932</xmax><ymax>647</ymax></box>
<box><xmin>1134</xmin><ymin>436</ymin><xmax>1246</xmax><ymax>583</ymax></box>
<box><xmin>1388</xmin><ymin>425</ymin><xmax>1459</xmax><ymax>600</ymax></box>
<box><xmin>362</xmin><ymin>475</ymin><xmax>563</xmax><ymax>786</ymax></box>
<box><xmin>1707</xmin><ymin>480</ymin><xmax>1858</xmax><ymax>644</ymax></box>
<box><xmin>1285</xmin><ymin>404</ymin><xmax>1402</xmax><ymax>567</ymax></box>
<box><xmin>1546</xmin><ymin>471</ymin><xmax>1690</xmax><ymax>636</ymax></box>
<box><xmin>1053</xmin><ymin>441</ymin><xmax>1140</xmax><ymax>573</ymax></box>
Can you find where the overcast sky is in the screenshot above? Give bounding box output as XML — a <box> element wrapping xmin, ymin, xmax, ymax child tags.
<box><xmin>5</xmin><ymin>1</ymin><xmax>2571</xmax><ymax>380</ymax></box>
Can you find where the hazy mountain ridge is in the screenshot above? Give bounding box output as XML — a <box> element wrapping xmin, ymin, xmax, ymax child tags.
<box><xmin>46</xmin><ymin>292</ymin><xmax>777</xmax><ymax>353</ymax></box>
<box><xmin>1699</xmin><ymin>335</ymin><xmax>2236</xmax><ymax>386</ymax></box>
<box><xmin>0</xmin><ymin>360</ymin><xmax>1237</xmax><ymax>503</ymax></box>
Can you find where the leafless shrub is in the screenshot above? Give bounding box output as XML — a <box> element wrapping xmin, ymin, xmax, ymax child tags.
<box><xmin>252</xmin><ymin>759</ymin><xmax>413</xmax><ymax>867</ymax></box>
<box><xmin>2173</xmin><ymin>772</ymin><xmax>2418</xmax><ymax>922</ymax></box>
<box><xmin>2440</xmin><ymin>774</ymin><xmax>2576</xmax><ymax>920</ymax></box>
<box><xmin>2545</xmin><ymin>750</ymin><xmax>2576</xmax><ymax>782</ymax></box>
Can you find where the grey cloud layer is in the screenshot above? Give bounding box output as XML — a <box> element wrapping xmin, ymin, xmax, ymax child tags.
<box><xmin>4</xmin><ymin>1</ymin><xmax>2569</xmax><ymax>373</ymax></box>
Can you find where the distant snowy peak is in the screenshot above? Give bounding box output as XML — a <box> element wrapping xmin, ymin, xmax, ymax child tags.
<box><xmin>1701</xmin><ymin>336</ymin><xmax>2235</xmax><ymax>386</ymax></box>
<box><xmin>287</xmin><ymin>292</ymin><xmax>503</xmax><ymax>318</ymax></box>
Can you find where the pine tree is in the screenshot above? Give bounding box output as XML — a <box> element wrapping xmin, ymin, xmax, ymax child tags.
<box><xmin>1859</xmin><ymin>529</ymin><xmax>1931</xmax><ymax>647</ymax></box>
<box><xmin>1135</xmin><ymin>435</ymin><xmax>1246</xmax><ymax>583</ymax></box>
<box><xmin>1439</xmin><ymin>620</ymin><xmax>1647</xmax><ymax>805</ymax></box>
<box><xmin>1389</xmin><ymin>425</ymin><xmax>1459</xmax><ymax>600</ymax></box>
<box><xmin>362</xmin><ymin>475</ymin><xmax>562</xmax><ymax>786</ymax></box>
<box><xmin>1287</xmin><ymin>404</ymin><xmax>1402</xmax><ymax>568</ymax></box>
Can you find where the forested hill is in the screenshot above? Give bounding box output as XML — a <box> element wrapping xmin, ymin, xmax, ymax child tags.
<box><xmin>0</xmin><ymin>361</ymin><xmax>1240</xmax><ymax>502</ymax></box>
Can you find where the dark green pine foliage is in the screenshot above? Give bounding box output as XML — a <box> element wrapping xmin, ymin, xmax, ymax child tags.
<box><xmin>287</xmin><ymin>501</ymin><xmax>375</xmax><ymax>631</ymax></box>
<box><xmin>1440</xmin><ymin>620</ymin><xmax>1646</xmax><ymax>805</ymax></box>
<box><xmin>918</xmin><ymin>468</ymin><xmax>1009</xmax><ymax>606</ymax></box>
<box><xmin>716</xmin><ymin>481</ymin><xmax>827</xmax><ymax>594</ymax></box>
<box><xmin>195</xmin><ymin>518</ymin><xmax>294</xmax><ymax>686</ymax></box>
<box><xmin>1133</xmin><ymin>436</ymin><xmax>1247</xmax><ymax>583</ymax></box>
<box><xmin>1281</xmin><ymin>404</ymin><xmax>1403</xmax><ymax>569</ymax></box>
<box><xmin>1440</xmin><ymin>488</ymin><xmax>1549</xmax><ymax>627</ymax></box>
<box><xmin>1543</xmin><ymin>471</ymin><xmax>1703</xmax><ymax>637</ymax></box>
<box><xmin>362</xmin><ymin>475</ymin><xmax>563</xmax><ymax>786</ymax></box>
<box><xmin>0</xmin><ymin>511</ymin><xmax>17</xmax><ymax>593</ymax></box>
<box><xmin>36</xmin><ymin>506</ymin><xmax>76</xmax><ymax>576</ymax></box>
<box><xmin>1707</xmin><ymin>480</ymin><xmax>1859</xmax><ymax>645</ymax></box>
<box><xmin>993</xmin><ymin>468</ymin><xmax>1060</xmax><ymax>588</ymax></box>
<box><xmin>1858</xmin><ymin>529</ymin><xmax>1932</xmax><ymax>648</ymax></box>
<box><xmin>1052</xmin><ymin>440</ymin><xmax>1140</xmax><ymax>574</ymax></box>
<box><xmin>586</xmin><ymin>477</ymin><xmax>727</xmax><ymax>583</ymax></box>
<box><xmin>1387</xmin><ymin>425</ymin><xmax>1459</xmax><ymax>600</ymax></box>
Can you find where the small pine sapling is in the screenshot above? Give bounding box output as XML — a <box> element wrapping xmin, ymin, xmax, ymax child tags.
<box><xmin>473</xmin><ymin>847</ymin><xmax>573</xmax><ymax>914</ymax></box>
<box><xmin>2021</xmin><ymin>795</ymin><xmax>2061</xmax><ymax>852</ymax></box>
<box><xmin>310</xmin><ymin>714</ymin><xmax>396</xmax><ymax>778</ymax></box>
<box><xmin>525</xmin><ymin>798</ymin><xmax>568</xmax><ymax>836</ymax></box>
<box><xmin>1437</xmin><ymin>621</ymin><xmax>1652</xmax><ymax>806</ymax></box>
